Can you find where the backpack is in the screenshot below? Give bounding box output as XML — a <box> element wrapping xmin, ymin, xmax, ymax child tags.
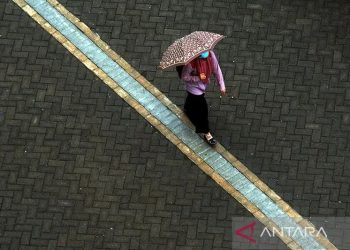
<box><xmin>176</xmin><ymin>65</ymin><xmax>184</xmax><ymax>78</ymax></box>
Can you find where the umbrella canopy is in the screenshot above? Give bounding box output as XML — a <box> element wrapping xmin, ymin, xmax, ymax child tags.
<box><xmin>159</xmin><ymin>31</ymin><xmax>225</xmax><ymax>70</ymax></box>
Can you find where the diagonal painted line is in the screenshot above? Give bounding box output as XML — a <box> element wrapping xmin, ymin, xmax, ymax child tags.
<box><xmin>13</xmin><ymin>0</ymin><xmax>337</xmax><ymax>249</ymax></box>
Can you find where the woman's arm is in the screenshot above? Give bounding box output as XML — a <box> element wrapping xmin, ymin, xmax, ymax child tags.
<box><xmin>181</xmin><ymin>63</ymin><xmax>201</xmax><ymax>83</ymax></box>
<box><xmin>210</xmin><ymin>51</ymin><xmax>226</xmax><ymax>93</ymax></box>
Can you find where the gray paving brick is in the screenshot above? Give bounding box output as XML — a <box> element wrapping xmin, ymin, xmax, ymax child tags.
<box><xmin>1</xmin><ymin>0</ymin><xmax>350</xmax><ymax>248</ymax></box>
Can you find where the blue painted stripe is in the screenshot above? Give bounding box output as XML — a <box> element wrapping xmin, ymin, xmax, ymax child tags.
<box><xmin>195</xmin><ymin>144</ymin><xmax>212</xmax><ymax>156</ymax></box>
<box><xmin>206</xmin><ymin>155</ymin><xmax>224</xmax><ymax>166</ymax></box>
<box><xmin>28</xmin><ymin>0</ymin><xmax>46</xmax><ymax>10</ymax></box>
<box><xmin>200</xmin><ymin>150</ymin><xmax>217</xmax><ymax>161</ymax></box>
<box><xmin>222</xmin><ymin>165</ymin><xmax>241</xmax><ymax>180</ymax></box>
<box><xmin>186</xmin><ymin>137</ymin><xmax>204</xmax><ymax>149</ymax></box>
<box><xmin>212</xmin><ymin>159</ymin><xmax>230</xmax><ymax>172</ymax></box>
<box><xmin>26</xmin><ymin>1</ymin><xmax>326</xmax><ymax>249</ymax></box>
<box><xmin>159</xmin><ymin>112</ymin><xmax>178</xmax><ymax>126</ymax></box>
<box><xmin>166</xmin><ymin>118</ymin><xmax>183</xmax><ymax>132</ymax></box>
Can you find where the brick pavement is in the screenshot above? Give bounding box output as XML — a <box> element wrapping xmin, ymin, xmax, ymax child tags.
<box><xmin>1</xmin><ymin>0</ymin><xmax>350</xmax><ymax>249</ymax></box>
<box><xmin>59</xmin><ymin>0</ymin><xmax>350</xmax><ymax>216</ymax></box>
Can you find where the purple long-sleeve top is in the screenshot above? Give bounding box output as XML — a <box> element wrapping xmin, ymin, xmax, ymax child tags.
<box><xmin>181</xmin><ymin>50</ymin><xmax>225</xmax><ymax>95</ymax></box>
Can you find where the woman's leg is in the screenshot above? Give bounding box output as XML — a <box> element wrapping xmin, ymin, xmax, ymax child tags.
<box><xmin>195</xmin><ymin>95</ymin><xmax>210</xmax><ymax>134</ymax></box>
<box><xmin>184</xmin><ymin>92</ymin><xmax>210</xmax><ymax>134</ymax></box>
<box><xmin>184</xmin><ymin>93</ymin><xmax>216</xmax><ymax>145</ymax></box>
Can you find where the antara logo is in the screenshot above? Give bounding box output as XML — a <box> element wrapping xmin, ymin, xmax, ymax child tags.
<box><xmin>234</xmin><ymin>221</ymin><xmax>257</xmax><ymax>243</ymax></box>
<box><xmin>234</xmin><ymin>221</ymin><xmax>328</xmax><ymax>245</ymax></box>
<box><xmin>260</xmin><ymin>226</ymin><xmax>328</xmax><ymax>238</ymax></box>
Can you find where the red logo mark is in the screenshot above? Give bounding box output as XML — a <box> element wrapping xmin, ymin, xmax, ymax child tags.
<box><xmin>235</xmin><ymin>221</ymin><xmax>256</xmax><ymax>244</ymax></box>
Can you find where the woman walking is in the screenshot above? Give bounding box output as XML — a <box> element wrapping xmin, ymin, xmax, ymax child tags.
<box><xmin>159</xmin><ymin>31</ymin><xmax>226</xmax><ymax>145</ymax></box>
<box><xmin>181</xmin><ymin>50</ymin><xmax>226</xmax><ymax>145</ymax></box>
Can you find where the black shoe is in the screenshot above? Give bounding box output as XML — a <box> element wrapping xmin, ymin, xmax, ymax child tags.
<box><xmin>204</xmin><ymin>135</ymin><xmax>217</xmax><ymax>146</ymax></box>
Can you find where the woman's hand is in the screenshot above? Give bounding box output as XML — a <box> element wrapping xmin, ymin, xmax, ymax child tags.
<box><xmin>220</xmin><ymin>88</ymin><xmax>226</xmax><ymax>96</ymax></box>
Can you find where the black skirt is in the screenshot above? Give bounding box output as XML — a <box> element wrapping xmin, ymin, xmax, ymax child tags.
<box><xmin>184</xmin><ymin>92</ymin><xmax>210</xmax><ymax>134</ymax></box>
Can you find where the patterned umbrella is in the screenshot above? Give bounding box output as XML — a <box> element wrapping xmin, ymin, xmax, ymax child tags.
<box><xmin>159</xmin><ymin>31</ymin><xmax>225</xmax><ymax>70</ymax></box>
